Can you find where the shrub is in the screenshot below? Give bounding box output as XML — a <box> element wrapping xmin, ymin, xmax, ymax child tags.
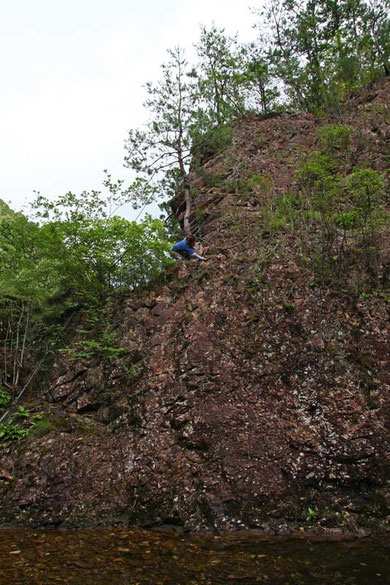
<box><xmin>297</xmin><ymin>153</ymin><xmax>337</xmax><ymax>192</ymax></box>
<box><xmin>345</xmin><ymin>168</ymin><xmax>384</xmax><ymax>217</ymax></box>
<box><xmin>317</xmin><ymin>124</ymin><xmax>352</xmax><ymax>152</ymax></box>
<box><xmin>334</xmin><ymin>211</ymin><xmax>360</xmax><ymax>230</ymax></box>
<box><xmin>192</xmin><ymin>123</ymin><xmax>234</xmax><ymax>163</ymax></box>
<box><xmin>0</xmin><ymin>409</ymin><xmax>44</xmax><ymax>443</ymax></box>
<box><xmin>62</xmin><ymin>309</ymin><xmax>126</xmax><ymax>363</ymax></box>
<box><xmin>0</xmin><ymin>421</ymin><xmax>28</xmax><ymax>442</ymax></box>
<box><xmin>194</xmin><ymin>168</ymin><xmax>225</xmax><ymax>189</ymax></box>
<box><xmin>241</xmin><ymin>172</ymin><xmax>273</xmax><ymax>197</ymax></box>
<box><xmin>295</xmin><ymin>147</ymin><xmax>386</xmax><ymax>285</ymax></box>
<box><xmin>344</xmin><ymin>168</ymin><xmax>387</xmax><ymax>280</ymax></box>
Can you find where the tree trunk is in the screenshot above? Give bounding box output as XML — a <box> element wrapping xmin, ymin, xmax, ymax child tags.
<box><xmin>183</xmin><ymin>177</ymin><xmax>192</xmax><ymax>234</ymax></box>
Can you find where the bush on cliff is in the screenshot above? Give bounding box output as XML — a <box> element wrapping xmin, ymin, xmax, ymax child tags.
<box><xmin>0</xmin><ymin>188</ymin><xmax>173</xmax><ymax>401</ymax></box>
<box><xmin>260</xmin><ymin>124</ymin><xmax>388</xmax><ymax>287</ymax></box>
<box><xmin>1</xmin><ymin>189</ymin><xmax>173</xmax><ymax>306</ymax></box>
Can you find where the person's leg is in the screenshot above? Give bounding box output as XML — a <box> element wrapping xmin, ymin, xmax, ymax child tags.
<box><xmin>172</xmin><ymin>251</ymin><xmax>185</xmax><ymax>261</ymax></box>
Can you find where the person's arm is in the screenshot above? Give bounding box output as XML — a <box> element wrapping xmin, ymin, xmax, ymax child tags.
<box><xmin>193</xmin><ymin>252</ymin><xmax>206</xmax><ymax>261</ymax></box>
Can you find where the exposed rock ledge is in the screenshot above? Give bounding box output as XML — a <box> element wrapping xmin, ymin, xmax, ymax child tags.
<box><xmin>0</xmin><ymin>79</ymin><xmax>389</xmax><ymax>532</ymax></box>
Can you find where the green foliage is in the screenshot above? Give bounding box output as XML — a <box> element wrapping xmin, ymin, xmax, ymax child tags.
<box><xmin>256</xmin><ymin>0</ymin><xmax>390</xmax><ymax>112</ymax></box>
<box><xmin>0</xmin><ymin>199</ymin><xmax>16</xmax><ymax>217</ymax></box>
<box><xmin>306</xmin><ymin>507</ymin><xmax>318</xmax><ymax>522</ymax></box>
<box><xmin>259</xmin><ymin>130</ymin><xmax>388</xmax><ymax>287</ymax></box>
<box><xmin>193</xmin><ymin>208</ymin><xmax>209</xmax><ymax>223</ymax></box>
<box><xmin>0</xmin><ymin>212</ymin><xmax>41</xmax><ymax>301</ymax></box>
<box><xmin>0</xmin><ymin>387</ymin><xmax>11</xmax><ymax>408</ymax></box>
<box><xmin>191</xmin><ymin>124</ymin><xmax>234</xmax><ymax>162</ymax></box>
<box><xmin>241</xmin><ymin>42</ymin><xmax>280</xmax><ymax>115</ymax></box>
<box><xmin>1</xmin><ymin>191</ymin><xmax>174</xmax><ymax>305</ymax></box>
<box><xmin>0</xmin><ymin>409</ymin><xmax>42</xmax><ymax>444</ymax></box>
<box><xmin>334</xmin><ymin>211</ymin><xmax>360</xmax><ymax>230</ymax></box>
<box><xmin>343</xmin><ymin>168</ymin><xmax>387</xmax><ymax>278</ymax></box>
<box><xmin>63</xmin><ymin>305</ymin><xmax>126</xmax><ymax>363</ymax></box>
<box><xmin>124</xmin><ymin>46</ymin><xmax>196</xmax><ymax>200</ymax></box>
<box><xmin>264</xmin><ymin>192</ymin><xmax>305</xmax><ymax>232</ymax></box>
<box><xmin>64</xmin><ymin>334</ymin><xmax>125</xmax><ymax>363</ymax></box>
<box><xmin>0</xmin><ymin>186</ymin><xmax>173</xmax><ymax>402</ymax></box>
<box><xmin>0</xmin><ymin>421</ymin><xmax>28</xmax><ymax>442</ymax></box>
<box><xmin>194</xmin><ymin>26</ymin><xmax>247</xmax><ymax>124</ymax></box>
<box><xmin>125</xmin><ymin>361</ymin><xmax>144</xmax><ymax>382</ymax></box>
<box><xmin>296</xmin><ymin>146</ymin><xmax>387</xmax><ymax>282</ymax></box>
<box><xmin>317</xmin><ymin>124</ymin><xmax>353</xmax><ymax>152</ymax></box>
<box><xmin>297</xmin><ymin>152</ymin><xmax>337</xmax><ymax>189</ymax></box>
<box><xmin>193</xmin><ymin>165</ymin><xmax>226</xmax><ymax>190</ymax></box>
<box><xmin>13</xmin><ymin>405</ymin><xmax>31</xmax><ymax>420</ymax></box>
<box><xmin>222</xmin><ymin>168</ymin><xmax>275</xmax><ymax>201</ymax></box>
<box><xmin>238</xmin><ymin>172</ymin><xmax>274</xmax><ymax>197</ymax></box>
<box><xmin>345</xmin><ymin>168</ymin><xmax>384</xmax><ymax>215</ymax></box>
<box><xmin>0</xmin><ymin>297</ymin><xmax>34</xmax><ymax>392</ymax></box>
<box><xmin>30</xmin><ymin>418</ymin><xmax>53</xmax><ymax>438</ymax></box>
<box><xmin>158</xmin><ymin>201</ymin><xmax>180</xmax><ymax>242</ymax></box>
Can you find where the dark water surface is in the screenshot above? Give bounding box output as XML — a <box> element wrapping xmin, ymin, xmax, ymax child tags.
<box><xmin>0</xmin><ymin>529</ymin><xmax>389</xmax><ymax>584</ymax></box>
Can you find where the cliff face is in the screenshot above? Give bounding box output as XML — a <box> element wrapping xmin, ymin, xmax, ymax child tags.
<box><xmin>1</xmin><ymin>79</ymin><xmax>389</xmax><ymax>532</ymax></box>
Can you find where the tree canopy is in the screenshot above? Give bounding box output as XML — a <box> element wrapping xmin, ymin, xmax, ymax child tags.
<box><xmin>123</xmin><ymin>6</ymin><xmax>389</xmax><ymax>223</ymax></box>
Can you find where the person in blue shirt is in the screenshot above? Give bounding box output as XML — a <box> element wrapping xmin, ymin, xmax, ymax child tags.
<box><xmin>172</xmin><ymin>235</ymin><xmax>206</xmax><ymax>261</ymax></box>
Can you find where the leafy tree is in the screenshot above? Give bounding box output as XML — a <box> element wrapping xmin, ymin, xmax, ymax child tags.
<box><xmin>30</xmin><ymin>189</ymin><xmax>173</xmax><ymax>300</ymax></box>
<box><xmin>241</xmin><ymin>42</ymin><xmax>280</xmax><ymax>115</ymax></box>
<box><xmin>319</xmin><ymin>0</ymin><xmax>388</xmax><ymax>94</ymax></box>
<box><xmin>194</xmin><ymin>25</ymin><xmax>247</xmax><ymax>124</ymax></box>
<box><xmin>256</xmin><ymin>0</ymin><xmax>311</xmax><ymax>109</ymax></box>
<box><xmin>0</xmin><ymin>210</ymin><xmax>41</xmax><ymax>300</ymax></box>
<box><xmin>363</xmin><ymin>0</ymin><xmax>390</xmax><ymax>76</ymax></box>
<box><xmin>0</xmin><ymin>199</ymin><xmax>15</xmax><ymax>217</ymax></box>
<box><xmin>255</xmin><ymin>0</ymin><xmax>390</xmax><ymax>112</ymax></box>
<box><xmin>0</xmin><ymin>172</ymin><xmax>163</xmax><ymax>305</ymax></box>
<box><xmin>0</xmin><ymin>189</ymin><xmax>173</xmax><ymax>400</ymax></box>
<box><xmin>124</xmin><ymin>46</ymin><xmax>197</xmax><ymax>233</ymax></box>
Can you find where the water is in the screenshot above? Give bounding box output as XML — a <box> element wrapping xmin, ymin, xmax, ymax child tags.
<box><xmin>0</xmin><ymin>529</ymin><xmax>388</xmax><ymax>584</ymax></box>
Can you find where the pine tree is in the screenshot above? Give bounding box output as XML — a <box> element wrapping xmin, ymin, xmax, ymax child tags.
<box><xmin>195</xmin><ymin>25</ymin><xmax>247</xmax><ymax>124</ymax></box>
<box><xmin>124</xmin><ymin>47</ymin><xmax>197</xmax><ymax>233</ymax></box>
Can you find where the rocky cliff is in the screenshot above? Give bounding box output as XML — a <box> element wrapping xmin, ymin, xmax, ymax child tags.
<box><xmin>1</xmin><ymin>79</ymin><xmax>389</xmax><ymax>533</ymax></box>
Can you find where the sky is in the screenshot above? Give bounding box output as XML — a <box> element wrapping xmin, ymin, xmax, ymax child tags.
<box><xmin>0</xmin><ymin>0</ymin><xmax>258</xmax><ymax>220</ymax></box>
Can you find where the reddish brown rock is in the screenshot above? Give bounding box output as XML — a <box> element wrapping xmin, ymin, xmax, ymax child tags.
<box><xmin>0</xmin><ymin>79</ymin><xmax>389</xmax><ymax>532</ymax></box>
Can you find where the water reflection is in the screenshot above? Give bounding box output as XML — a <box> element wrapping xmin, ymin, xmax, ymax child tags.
<box><xmin>0</xmin><ymin>529</ymin><xmax>388</xmax><ymax>584</ymax></box>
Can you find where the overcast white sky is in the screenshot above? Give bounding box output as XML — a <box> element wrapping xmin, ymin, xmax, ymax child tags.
<box><xmin>0</xmin><ymin>0</ymin><xmax>257</xmax><ymax>219</ymax></box>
